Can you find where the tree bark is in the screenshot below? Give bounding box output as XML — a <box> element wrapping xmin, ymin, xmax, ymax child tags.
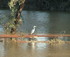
<box><xmin>11</xmin><ymin>0</ymin><xmax>25</xmax><ymax>34</ymax></box>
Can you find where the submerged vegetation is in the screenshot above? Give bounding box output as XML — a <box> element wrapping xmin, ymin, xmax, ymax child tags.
<box><xmin>48</xmin><ymin>39</ymin><xmax>65</xmax><ymax>45</ymax></box>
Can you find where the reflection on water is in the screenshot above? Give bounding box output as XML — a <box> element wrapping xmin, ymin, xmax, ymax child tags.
<box><xmin>0</xmin><ymin>42</ymin><xmax>4</xmax><ymax>57</ymax></box>
<box><xmin>0</xmin><ymin>10</ymin><xmax>70</xmax><ymax>57</ymax></box>
<box><xmin>1</xmin><ymin>42</ymin><xmax>70</xmax><ymax>57</ymax></box>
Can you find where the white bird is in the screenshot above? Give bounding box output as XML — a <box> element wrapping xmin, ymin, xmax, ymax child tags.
<box><xmin>30</xmin><ymin>26</ymin><xmax>37</xmax><ymax>47</ymax></box>
<box><xmin>31</xmin><ymin>26</ymin><xmax>36</xmax><ymax>34</ymax></box>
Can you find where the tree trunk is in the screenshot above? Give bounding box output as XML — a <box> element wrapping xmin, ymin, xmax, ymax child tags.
<box><xmin>11</xmin><ymin>1</ymin><xmax>25</xmax><ymax>34</ymax></box>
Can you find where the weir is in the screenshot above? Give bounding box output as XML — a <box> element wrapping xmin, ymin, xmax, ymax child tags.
<box><xmin>0</xmin><ymin>34</ymin><xmax>70</xmax><ymax>38</ymax></box>
<box><xmin>0</xmin><ymin>34</ymin><xmax>70</xmax><ymax>43</ymax></box>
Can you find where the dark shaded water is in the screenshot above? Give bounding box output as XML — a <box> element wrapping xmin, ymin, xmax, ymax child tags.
<box><xmin>0</xmin><ymin>10</ymin><xmax>70</xmax><ymax>57</ymax></box>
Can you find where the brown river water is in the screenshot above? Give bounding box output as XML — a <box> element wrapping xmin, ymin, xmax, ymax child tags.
<box><xmin>0</xmin><ymin>10</ymin><xmax>70</xmax><ymax>57</ymax></box>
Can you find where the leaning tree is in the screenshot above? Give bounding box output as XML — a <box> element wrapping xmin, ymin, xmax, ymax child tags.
<box><xmin>4</xmin><ymin>0</ymin><xmax>25</xmax><ymax>34</ymax></box>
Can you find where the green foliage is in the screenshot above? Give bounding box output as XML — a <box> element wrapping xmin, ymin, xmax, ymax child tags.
<box><xmin>4</xmin><ymin>0</ymin><xmax>25</xmax><ymax>34</ymax></box>
<box><xmin>8</xmin><ymin>0</ymin><xmax>17</xmax><ymax>16</ymax></box>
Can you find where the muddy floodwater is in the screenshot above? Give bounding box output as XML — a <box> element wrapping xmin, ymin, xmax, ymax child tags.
<box><xmin>0</xmin><ymin>10</ymin><xmax>70</xmax><ymax>57</ymax></box>
<box><xmin>0</xmin><ymin>42</ymin><xmax>70</xmax><ymax>57</ymax></box>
